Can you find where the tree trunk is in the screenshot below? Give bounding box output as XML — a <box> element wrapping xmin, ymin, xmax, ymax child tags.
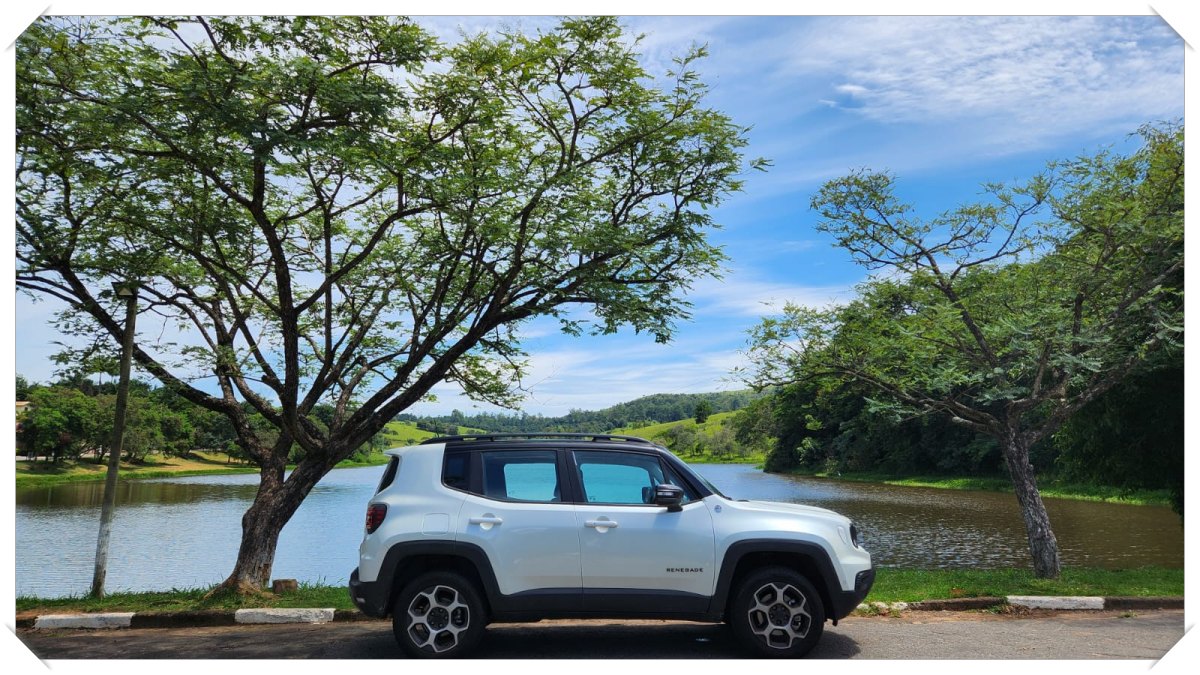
<box><xmin>209</xmin><ymin>456</ymin><xmax>327</xmax><ymax>595</ymax></box>
<box><xmin>1000</xmin><ymin>429</ymin><xmax>1061</xmax><ymax>579</ymax></box>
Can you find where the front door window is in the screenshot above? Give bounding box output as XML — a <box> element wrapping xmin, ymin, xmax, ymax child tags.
<box><xmin>574</xmin><ymin>450</ymin><xmax>668</xmax><ymax>505</ymax></box>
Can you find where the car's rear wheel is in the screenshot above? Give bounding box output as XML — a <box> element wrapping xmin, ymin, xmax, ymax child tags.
<box><xmin>392</xmin><ymin>571</ymin><xmax>485</xmax><ymax>658</ymax></box>
<box><xmin>729</xmin><ymin>566</ymin><xmax>825</xmax><ymax>658</ymax></box>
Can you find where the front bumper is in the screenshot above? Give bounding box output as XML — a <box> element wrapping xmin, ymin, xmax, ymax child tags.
<box><xmin>829</xmin><ymin>566</ymin><xmax>875</xmax><ymax>621</ymax></box>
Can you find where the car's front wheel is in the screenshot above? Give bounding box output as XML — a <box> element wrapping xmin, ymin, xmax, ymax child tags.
<box><xmin>729</xmin><ymin>566</ymin><xmax>825</xmax><ymax>658</ymax></box>
<box><xmin>392</xmin><ymin>571</ymin><xmax>486</xmax><ymax>658</ymax></box>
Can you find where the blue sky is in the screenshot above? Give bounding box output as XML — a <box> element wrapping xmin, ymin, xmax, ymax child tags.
<box><xmin>7</xmin><ymin>10</ymin><xmax>1187</xmax><ymax>417</ymax></box>
<box><xmin>410</xmin><ymin>14</ymin><xmax>1186</xmax><ymax>415</ymax></box>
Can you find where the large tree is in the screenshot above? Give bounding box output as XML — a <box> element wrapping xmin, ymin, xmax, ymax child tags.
<box><xmin>17</xmin><ymin>16</ymin><xmax>761</xmax><ymax>593</ymax></box>
<box><xmin>744</xmin><ymin>126</ymin><xmax>1182</xmax><ymax>578</ymax></box>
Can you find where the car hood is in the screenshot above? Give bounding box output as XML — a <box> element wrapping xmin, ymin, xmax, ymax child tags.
<box><xmin>729</xmin><ymin>498</ymin><xmax>848</xmax><ymax>523</ymax></box>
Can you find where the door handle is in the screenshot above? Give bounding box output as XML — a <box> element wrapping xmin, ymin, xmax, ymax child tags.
<box><xmin>585</xmin><ymin>519</ymin><xmax>619</xmax><ymax>529</ymax></box>
<box><xmin>468</xmin><ymin>511</ymin><xmax>501</xmax><ymax>528</ymax></box>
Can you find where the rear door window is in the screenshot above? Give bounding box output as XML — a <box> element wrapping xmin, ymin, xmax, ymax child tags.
<box><xmin>480</xmin><ymin>450</ymin><xmax>561</xmax><ymax>503</ymax></box>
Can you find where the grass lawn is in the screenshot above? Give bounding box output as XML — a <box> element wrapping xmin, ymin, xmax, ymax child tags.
<box><xmin>16</xmin><ymin>451</ymin><xmax>258</xmax><ymax>488</ymax></box>
<box><xmin>15</xmin><ymin>421</ymin><xmax>463</xmax><ymax>486</ymax></box>
<box><xmin>867</xmin><ymin>567</ymin><xmax>1184</xmax><ymax>603</ymax></box>
<box><xmin>17</xmin><ymin>583</ymin><xmax>357</xmax><ymax>615</ymax></box>
<box><xmin>16</xmin><ymin>567</ymin><xmax>1181</xmax><ymax>616</ymax></box>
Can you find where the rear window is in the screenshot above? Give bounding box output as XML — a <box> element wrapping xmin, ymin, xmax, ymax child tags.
<box><xmin>377</xmin><ymin>457</ymin><xmax>400</xmax><ymax>493</ymax></box>
<box><xmin>443</xmin><ymin>452</ymin><xmax>471</xmax><ymax>491</ymax></box>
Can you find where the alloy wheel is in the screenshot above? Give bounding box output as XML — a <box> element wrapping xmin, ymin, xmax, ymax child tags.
<box><xmin>406</xmin><ymin>584</ymin><xmax>472</xmax><ymax>654</ymax></box>
<box><xmin>746</xmin><ymin>581</ymin><xmax>812</xmax><ymax>650</ymax></box>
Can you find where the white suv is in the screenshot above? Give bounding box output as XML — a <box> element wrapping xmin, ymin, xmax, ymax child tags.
<box><xmin>349</xmin><ymin>434</ymin><xmax>873</xmax><ymax>658</ymax></box>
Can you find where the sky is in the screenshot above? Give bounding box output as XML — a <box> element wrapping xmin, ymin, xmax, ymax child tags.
<box><xmin>5</xmin><ymin>7</ymin><xmax>1188</xmax><ymax>422</ymax></box>
<box><xmin>419</xmin><ymin>13</ymin><xmax>1186</xmax><ymax>417</ymax></box>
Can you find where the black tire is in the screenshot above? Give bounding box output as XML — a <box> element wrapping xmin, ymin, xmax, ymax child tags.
<box><xmin>728</xmin><ymin>566</ymin><xmax>825</xmax><ymax>658</ymax></box>
<box><xmin>392</xmin><ymin>571</ymin><xmax>486</xmax><ymax>658</ymax></box>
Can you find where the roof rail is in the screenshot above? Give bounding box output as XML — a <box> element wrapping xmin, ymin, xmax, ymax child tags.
<box><xmin>422</xmin><ymin>432</ymin><xmax>656</xmax><ymax>445</ymax></box>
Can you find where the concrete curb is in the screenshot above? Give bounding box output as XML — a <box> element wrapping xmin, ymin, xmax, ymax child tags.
<box><xmin>34</xmin><ymin>613</ymin><xmax>135</xmax><ymax>629</ymax></box>
<box><xmin>19</xmin><ymin>596</ymin><xmax>1184</xmax><ymax>630</ymax></box>
<box><xmin>856</xmin><ymin>596</ymin><xmax>1184</xmax><ymax>614</ymax></box>
<box><xmin>234</xmin><ymin>608</ymin><xmax>335</xmax><ymax>624</ymax></box>
<box><xmin>1008</xmin><ymin>595</ymin><xmax>1104</xmax><ymax>610</ymax></box>
<box><xmin>17</xmin><ymin>608</ymin><xmax>361</xmax><ymax>630</ymax></box>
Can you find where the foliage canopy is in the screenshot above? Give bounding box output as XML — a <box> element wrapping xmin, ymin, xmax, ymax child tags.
<box><xmin>744</xmin><ymin>124</ymin><xmax>1183</xmax><ymax>577</ymax></box>
<box><xmin>16</xmin><ymin>15</ymin><xmax>762</xmax><ymax>590</ymax></box>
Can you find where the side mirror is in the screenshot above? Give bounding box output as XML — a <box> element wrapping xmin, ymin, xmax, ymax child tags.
<box><xmin>654</xmin><ymin>484</ymin><xmax>685</xmax><ymax>512</ymax></box>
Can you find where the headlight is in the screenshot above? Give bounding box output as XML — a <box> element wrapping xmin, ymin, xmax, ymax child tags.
<box><xmin>850</xmin><ymin>522</ymin><xmax>864</xmax><ymax>548</ymax></box>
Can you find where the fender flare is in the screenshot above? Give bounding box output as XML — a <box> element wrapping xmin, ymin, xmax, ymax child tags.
<box><xmin>709</xmin><ymin>539</ymin><xmax>846</xmax><ymax>618</ymax></box>
<box><xmin>353</xmin><ymin>540</ymin><xmax>501</xmax><ymax>617</ymax></box>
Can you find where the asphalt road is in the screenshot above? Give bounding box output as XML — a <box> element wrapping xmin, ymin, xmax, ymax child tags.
<box><xmin>15</xmin><ymin>609</ymin><xmax>1184</xmax><ymax>660</ymax></box>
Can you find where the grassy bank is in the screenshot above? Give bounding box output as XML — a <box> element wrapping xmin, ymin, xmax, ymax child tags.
<box><xmin>671</xmin><ymin>453</ymin><xmax>765</xmax><ymax>465</ymax></box>
<box><xmin>787</xmin><ymin>469</ymin><xmax>1174</xmax><ymax>508</ymax></box>
<box><xmin>16</xmin><ymin>583</ymin><xmax>356</xmax><ymax>615</ymax></box>
<box><xmin>869</xmin><ymin>567</ymin><xmax>1183</xmax><ymax>603</ymax></box>
<box><xmin>16</xmin><ymin>450</ymin><xmax>394</xmax><ymax>488</ymax></box>
<box><xmin>17</xmin><ymin>567</ymin><xmax>1181</xmax><ymax>616</ymax></box>
<box><xmin>16</xmin><ymin>451</ymin><xmax>259</xmax><ymax>488</ymax></box>
<box><xmin>14</xmin><ymin>420</ymin><xmax>441</xmax><ymax>488</ymax></box>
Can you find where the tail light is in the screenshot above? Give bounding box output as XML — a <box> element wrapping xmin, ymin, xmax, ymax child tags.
<box><xmin>365</xmin><ymin>503</ymin><xmax>387</xmax><ymax>534</ymax></box>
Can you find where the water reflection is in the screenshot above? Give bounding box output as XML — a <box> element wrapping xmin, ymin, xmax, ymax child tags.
<box><xmin>699</xmin><ymin>465</ymin><xmax>1184</xmax><ymax>570</ymax></box>
<box><xmin>16</xmin><ymin>466</ymin><xmax>387</xmax><ymax>599</ymax></box>
<box><xmin>15</xmin><ymin>464</ymin><xmax>1182</xmax><ymax>598</ymax></box>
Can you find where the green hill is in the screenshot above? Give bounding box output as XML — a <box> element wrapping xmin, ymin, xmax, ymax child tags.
<box><xmin>395</xmin><ymin>390</ymin><xmax>764</xmax><ymax>436</ymax></box>
<box><xmin>612</xmin><ymin>412</ymin><xmax>763</xmax><ymax>464</ymax></box>
<box><xmin>379</xmin><ymin>421</ymin><xmax>488</xmax><ymax>447</ymax></box>
<box><xmin>380</xmin><ymin>420</ymin><xmax>437</xmax><ymax>447</ymax></box>
<box><xmin>376</xmin><ymin>413</ymin><xmax>761</xmax><ymax>465</ymax></box>
<box><xmin>610</xmin><ymin>411</ymin><xmax>732</xmax><ymax>438</ymax></box>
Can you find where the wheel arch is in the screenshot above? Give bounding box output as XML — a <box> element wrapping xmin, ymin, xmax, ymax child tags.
<box><xmin>711</xmin><ymin>540</ymin><xmax>842</xmax><ymax>622</ymax></box>
<box><xmin>377</xmin><ymin>541</ymin><xmax>501</xmax><ymax>620</ymax></box>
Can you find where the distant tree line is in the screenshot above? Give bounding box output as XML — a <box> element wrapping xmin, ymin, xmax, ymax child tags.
<box><xmin>731</xmin><ymin>359</ymin><xmax>1182</xmax><ymax>515</ymax></box>
<box><xmin>395</xmin><ymin>390</ymin><xmax>762</xmax><ymax>435</ymax></box>
<box><xmin>18</xmin><ymin>375</ymin><xmax>222</xmax><ymax>464</ymax></box>
<box><xmin>16</xmin><ymin>375</ymin><xmax>387</xmax><ymax>465</ymax></box>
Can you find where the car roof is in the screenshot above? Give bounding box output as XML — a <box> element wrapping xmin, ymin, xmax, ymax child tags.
<box><xmin>423</xmin><ymin>433</ymin><xmax>663</xmax><ymax>452</ymax></box>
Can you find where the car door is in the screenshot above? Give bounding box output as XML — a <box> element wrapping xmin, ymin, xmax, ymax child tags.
<box><xmin>570</xmin><ymin>449</ymin><xmax>716</xmax><ymax>609</ymax></box>
<box><xmin>453</xmin><ymin>448</ymin><xmax>582</xmax><ymax>604</ymax></box>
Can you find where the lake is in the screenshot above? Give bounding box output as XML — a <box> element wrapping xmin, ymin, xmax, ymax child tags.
<box><xmin>15</xmin><ymin>463</ymin><xmax>1182</xmax><ymax>598</ymax></box>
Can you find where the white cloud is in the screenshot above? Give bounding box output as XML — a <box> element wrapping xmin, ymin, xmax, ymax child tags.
<box><xmin>405</xmin><ymin>316</ymin><xmax>784</xmax><ymax>417</ymax></box>
<box><xmin>687</xmin><ymin>275</ymin><xmax>854</xmax><ymax>317</ymax></box>
<box><xmin>772</xmin><ymin>16</ymin><xmax>1182</xmax><ymax>142</ymax></box>
<box><xmin>414</xmin><ymin>341</ymin><xmax>753</xmax><ymax>417</ymax></box>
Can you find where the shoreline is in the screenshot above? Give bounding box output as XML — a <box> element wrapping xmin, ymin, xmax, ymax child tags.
<box><xmin>778</xmin><ymin>468</ymin><xmax>1174</xmax><ymax>508</ymax></box>
<box><xmin>14</xmin><ymin>452</ymin><xmax>391</xmax><ymax>488</ymax></box>
<box><xmin>17</xmin><ymin>455</ymin><xmax>1168</xmax><ymax>509</ymax></box>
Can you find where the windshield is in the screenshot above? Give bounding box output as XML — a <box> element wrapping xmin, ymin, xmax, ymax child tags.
<box><xmin>666</xmin><ymin>449</ymin><xmax>728</xmax><ymax>499</ymax></box>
